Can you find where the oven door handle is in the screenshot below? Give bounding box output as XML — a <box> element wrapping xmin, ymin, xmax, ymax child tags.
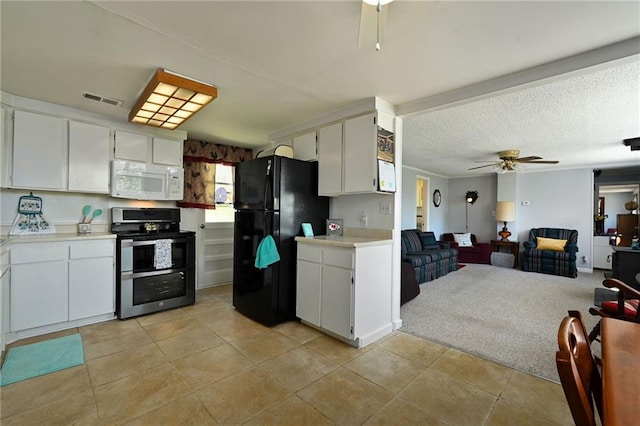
<box><xmin>122</xmin><ymin>267</ymin><xmax>189</xmax><ymax>280</ymax></box>
<box><xmin>128</xmin><ymin>238</ymin><xmax>184</xmax><ymax>247</ymax></box>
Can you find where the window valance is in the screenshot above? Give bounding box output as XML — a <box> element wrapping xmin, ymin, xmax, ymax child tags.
<box><xmin>178</xmin><ymin>139</ymin><xmax>253</xmax><ymax>209</ymax></box>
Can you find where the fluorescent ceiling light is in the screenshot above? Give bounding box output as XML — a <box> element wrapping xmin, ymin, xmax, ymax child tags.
<box><xmin>129</xmin><ymin>69</ymin><xmax>218</xmax><ymax>130</ymax></box>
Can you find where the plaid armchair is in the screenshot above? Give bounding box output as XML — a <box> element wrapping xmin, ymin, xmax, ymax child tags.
<box><xmin>522</xmin><ymin>228</ymin><xmax>579</xmax><ymax>278</ymax></box>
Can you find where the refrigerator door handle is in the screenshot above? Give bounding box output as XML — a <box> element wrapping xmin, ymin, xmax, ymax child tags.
<box><xmin>263</xmin><ymin>159</ymin><xmax>272</xmax><ymax>211</ymax></box>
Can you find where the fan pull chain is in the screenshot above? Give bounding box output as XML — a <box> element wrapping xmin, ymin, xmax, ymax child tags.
<box><xmin>376</xmin><ymin>0</ymin><xmax>381</xmax><ymax>51</ymax></box>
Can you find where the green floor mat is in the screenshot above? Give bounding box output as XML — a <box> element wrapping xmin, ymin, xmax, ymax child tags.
<box><xmin>1</xmin><ymin>333</ymin><xmax>84</xmax><ymax>386</ymax></box>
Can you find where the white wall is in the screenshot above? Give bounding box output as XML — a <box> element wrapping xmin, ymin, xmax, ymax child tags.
<box><xmin>330</xmin><ymin>193</ymin><xmax>394</xmax><ymax>230</ymax></box>
<box><xmin>446</xmin><ymin>174</ymin><xmax>497</xmax><ymax>242</ymax></box>
<box><xmin>517</xmin><ymin>168</ymin><xmax>593</xmax><ymax>270</ymax></box>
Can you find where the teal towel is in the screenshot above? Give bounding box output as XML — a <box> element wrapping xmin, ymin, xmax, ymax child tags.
<box><xmin>255</xmin><ymin>235</ymin><xmax>280</xmax><ymax>269</ymax></box>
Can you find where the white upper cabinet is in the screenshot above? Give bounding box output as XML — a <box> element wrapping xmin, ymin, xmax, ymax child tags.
<box><xmin>152</xmin><ymin>137</ymin><xmax>183</xmax><ymax>166</ymax></box>
<box><xmin>115</xmin><ymin>132</ymin><xmax>182</xmax><ymax>166</ymax></box>
<box><xmin>293</xmin><ymin>131</ymin><xmax>317</xmax><ymax>161</ymax></box>
<box><xmin>344</xmin><ymin>113</ymin><xmax>377</xmax><ymax>194</ymax></box>
<box><xmin>317</xmin><ymin>113</ymin><xmax>383</xmax><ymax>196</ymax></box>
<box><xmin>12</xmin><ymin>110</ymin><xmax>66</xmax><ymax>190</ymax></box>
<box><xmin>317</xmin><ymin>122</ymin><xmax>343</xmax><ymax>196</ymax></box>
<box><xmin>114</xmin><ymin>130</ymin><xmax>150</xmax><ymax>162</ymax></box>
<box><xmin>68</xmin><ymin>121</ymin><xmax>111</xmax><ymax>193</ymax></box>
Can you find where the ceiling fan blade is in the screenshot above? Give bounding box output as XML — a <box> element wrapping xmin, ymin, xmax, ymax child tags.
<box><xmin>515</xmin><ymin>156</ymin><xmax>542</xmax><ymax>162</ymax></box>
<box><xmin>523</xmin><ymin>160</ymin><xmax>559</xmax><ymax>164</ymax></box>
<box><xmin>468</xmin><ymin>164</ymin><xmax>498</xmax><ymax>170</ymax></box>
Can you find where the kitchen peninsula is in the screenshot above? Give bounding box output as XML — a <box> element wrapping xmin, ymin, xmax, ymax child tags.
<box><xmin>295</xmin><ymin>230</ymin><xmax>393</xmax><ymax>348</ymax></box>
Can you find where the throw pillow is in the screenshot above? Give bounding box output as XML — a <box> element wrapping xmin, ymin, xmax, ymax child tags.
<box><xmin>419</xmin><ymin>232</ymin><xmax>438</xmax><ymax>248</ymax></box>
<box><xmin>536</xmin><ymin>236</ymin><xmax>567</xmax><ymax>251</ymax></box>
<box><xmin>453</xmin><ymin>233</ymin><xmax>473</xmax><ymax>247</ymax></box>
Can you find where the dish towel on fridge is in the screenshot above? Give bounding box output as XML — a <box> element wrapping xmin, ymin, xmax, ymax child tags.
<box><xmin>254</xmin><ymin>235</ymin><xmax>280</xmax><ymax>269</ymax></box>
<box><xmin>154</xmin><ymin>239</ymin><xmax>172</xmax><ymax>269</ymax></box>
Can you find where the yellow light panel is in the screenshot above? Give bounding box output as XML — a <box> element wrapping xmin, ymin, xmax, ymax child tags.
<box><xmin>148</xmin><ymin>93</ymin><xmax>169</xmax><ymax>104</ymax></box>
<box><xmin>174</xmin><ymin>110</ymin><xmax>192</xmax><ymax>119</ymax></box>
<box><xmin>129</xmin><ymin>69</ymin><xmax>218</xmax><ymax>129</ymax></box>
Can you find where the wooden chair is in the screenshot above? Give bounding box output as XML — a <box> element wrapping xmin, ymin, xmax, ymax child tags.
<box><xmin>556</xmin><ymin>314</ymin><xmax>603</xmax><ymax>426</ymax></box>
<box><xmin>588</xmin><ymin>277</ymin><xmax>640</xmax><ymax>342</ymax></box>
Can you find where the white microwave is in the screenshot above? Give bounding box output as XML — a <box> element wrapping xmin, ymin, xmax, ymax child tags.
<box><xmin>111</xmin><ymin>160</ymin><xmax>184</xmax><ymax>201</ymax></box>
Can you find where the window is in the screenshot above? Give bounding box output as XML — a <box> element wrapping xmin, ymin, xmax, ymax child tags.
<box><xmin>205</xmin><ymin>164</ymin><xmax>235</xmax><ymax>223</ymax></box>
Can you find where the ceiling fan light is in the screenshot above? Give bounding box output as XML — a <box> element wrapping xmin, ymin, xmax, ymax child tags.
<box><xmin>363</xmin><ymin>0</ymin><xmax>394</xmax><ymax>5</ymax></box>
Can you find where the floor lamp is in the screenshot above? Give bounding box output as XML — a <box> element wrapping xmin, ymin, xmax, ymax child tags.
<box><xmin>465</xmin><ymin>191</ymin><xmax>478</xmax><ymax>232</ymax></box>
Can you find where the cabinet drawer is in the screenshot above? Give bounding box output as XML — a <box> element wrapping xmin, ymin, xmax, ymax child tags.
<box><xmin>12</xmin><ymin>243</ymin><xmax>68</xmax><ymax>264</ymax></box>
<box><xmin>323</xmin><ymin>247</ymin><xmax>353</xmax><ymax>269</ymax></box>
<box><xmin>70</xmin><ymin>240</ymin><xmax>115</xmax><ymax>259</ymax></box>
<box><xmin>297</xmin><ymin>243</ymin><xmax>322</xmax><ymax>263</ymax></box>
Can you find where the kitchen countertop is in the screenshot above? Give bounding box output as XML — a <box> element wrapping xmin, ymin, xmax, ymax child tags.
<box><xmin>295</xmin><ymin>235</ymin><xmax>392</xmax><ymax>248</ymax></box>
<box><xmin>4</xmin><ymin>232</ymin><xmax>116</xmax><ymax>244</ymax></box>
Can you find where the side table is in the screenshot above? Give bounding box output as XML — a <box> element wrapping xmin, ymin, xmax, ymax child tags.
<box><xmin>491</xmin><ymin>240</ymin><xmax>519</xmax><ymax>268</ymax></box>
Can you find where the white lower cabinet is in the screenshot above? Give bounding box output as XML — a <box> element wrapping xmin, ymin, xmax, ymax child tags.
<box><xmin>10</xmin><ymin>238</ymin><xmax>115</xmax><ymax>333</ymax></box>
<box><xmin>11</xmin><ymin>255</ymin><xmax>68</xmax><ymax>332</ymax></box>
<box><xmin>593</xmin><ymin>236</ymin><xmax>614</xmax><ymax>270</ymax></box>
<box><xmin>296</xmin><ymin>259</ymin><xmax>322</xmax><ymax>327</ymax></box>
<box><xmin>296</xmin><ymin>240</ymin><xmax>392</xmax><ymax>347</ymax></box>
<box><xmin>320</xmin><ymin>263</ymin><xmax>353</xmax><ymax>339</ymax></box>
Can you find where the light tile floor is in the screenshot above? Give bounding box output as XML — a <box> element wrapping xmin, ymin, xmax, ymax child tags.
<box><xmin>0</xmin><ymin>285</ymin><xmax>574</xmax><ymax>425</ymax></box>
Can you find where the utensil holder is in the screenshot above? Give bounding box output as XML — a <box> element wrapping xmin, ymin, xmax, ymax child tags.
<box><xmin>78</xmin><ymin>223</ymin><xmax>91</xmax><ymax>234</ymax></box>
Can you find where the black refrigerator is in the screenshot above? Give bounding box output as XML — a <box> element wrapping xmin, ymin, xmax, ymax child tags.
<box><xmin>233</xmin><ymin>155</ymin><xmax>329</xmax><ymax>326</ymax></box>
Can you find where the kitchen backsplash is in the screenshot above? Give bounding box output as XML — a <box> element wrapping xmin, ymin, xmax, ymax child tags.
<box><xmin>0</xmin><ymin>188</ymin><xmax>175</xmax><ymax>229</ymax></box>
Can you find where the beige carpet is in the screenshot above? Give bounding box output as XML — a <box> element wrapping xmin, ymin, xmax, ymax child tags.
<box><xmin>400</xmin><ymin>264</ymin><xmax>604</xmax><ymax>383</ymax></box>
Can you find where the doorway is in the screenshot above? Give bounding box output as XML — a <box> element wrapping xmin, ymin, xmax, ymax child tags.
<box><xmin>416</xmin><ymin>176</ymin><xmax>430</xmax><ymax>231</ymax></box>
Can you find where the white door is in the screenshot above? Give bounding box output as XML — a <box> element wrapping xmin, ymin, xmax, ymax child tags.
<box><xmin>12</xmin><ymin>110</ymin><xmax>67</xmax><ymax>190</ymax></box>
<box><xmin>416</xmin><ymin>176</ymin><xmax>430</xmax><ymax>231</ymax></box>
<box><xmin>68</xmin><ymin>120</ymin><xmax>111</xmax><ymax>193</ymax></box>
<box><xmin>318</xmin><ymin>122</ymin><xmax>343</xmax><ymax>195</ymax></box>
<box><xmin>11</xmin><ymin>261</ymin><xmax>68</xmax><ymax>331</ymax></box>
<box><xmin>69</xmin><ymin>257</ymin><xmax>115</xmax><ymax>320</ymax></box>
<box><xmin>296</xmin><ymin>260</ymin><xmax>322</xmax><ymax>326</ymax></box>
<box><xmin>320</xmin><ymin>264</ymin><xmax>353</xmax><ymax>339</ymax></box>
<box><xmin>152</xmin><ymin>137</ymin><xmax>183</xmax><ymax>166</ymax></box>
<box><xmin>344</xmin><ymin>113</ymin><xmax>376</xmax><ymax>193</ymax></box>
<box><xmin>180</xmin><ymin>208</ymin><xmax>234</xmax><ymax>289</ymax></box>
<box><xmin>198</xmin><ymin>222</ymin><xmax>234</xmax><ymax>288</ymax></box>
<box><xmin>114</xmin><ymin>130</ymin><xmax>150</xmax><ymax>162</ymax></box>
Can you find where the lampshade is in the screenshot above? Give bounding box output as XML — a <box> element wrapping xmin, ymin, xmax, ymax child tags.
<box><xmin>129</xmin><ymin>69</ymin><xmax>218</xmax><ymax>130</ymax></box>
<box><xmin>466</xmin><ymin>191</ymin><xmax>478</xmax><ymax>204</ymax></box>
<box><xmin>496</xmin><ymin>201</ymin><xmax>516</xmax><ymax>222</ymax></box>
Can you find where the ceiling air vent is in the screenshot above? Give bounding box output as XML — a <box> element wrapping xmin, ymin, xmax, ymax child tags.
<box><xmin>82</xmin><ymin>92</ymin><xmax>123</xmax><ymax>107</ymax></box>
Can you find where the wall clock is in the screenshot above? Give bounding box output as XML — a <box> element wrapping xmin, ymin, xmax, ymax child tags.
<box><xmin>433</xmin><ymin>189</ymin><xmax>441</xmax><ymax>207</ymax></box>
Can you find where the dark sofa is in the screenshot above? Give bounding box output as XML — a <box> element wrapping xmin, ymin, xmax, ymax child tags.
<box><xmin>401</xmin><ymin>229</ymin><xmax>458</xmax><ymax>284</ymax></box>
<box><xmin>441</xmin><ymin>233</ymin><xmax>492</xmax><ymax>264</ymax></box>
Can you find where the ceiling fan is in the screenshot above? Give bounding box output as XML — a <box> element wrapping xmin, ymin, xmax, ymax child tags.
<box><xmin>468</xmin><ymin>150</ymin><xmax>559</xmax><ymax>171</ymax></box>
<box><xmin>358</xmin><ymin>0</ymin><xmax>394</xmax><ymax>51</ymax></box>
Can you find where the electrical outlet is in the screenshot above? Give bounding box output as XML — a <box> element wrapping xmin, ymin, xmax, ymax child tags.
<box><xmin>379</xmin><ymin>202</ymin><xmax>391</xmax><ymax>215</ymax></box>
<box><xmin>359</xmin><ymin>211</ymin><xmax>368</xmax><ymax>227</ymax></box>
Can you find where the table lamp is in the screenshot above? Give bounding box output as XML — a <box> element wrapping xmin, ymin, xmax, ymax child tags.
<box><xmin>496</xmin><ymin>201</ymin><xmax>516</xmax><ymax>241</ymax></box>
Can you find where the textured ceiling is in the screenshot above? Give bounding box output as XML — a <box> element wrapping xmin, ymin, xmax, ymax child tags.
<box><xmin>403</xmin><ymin>60</ymin><xmax>640</xmax><ymax>177</ymax></box>
<box><xmin>1</xmin><ymin>1</ymin><xmax>639</xmax><ymax>177</ymax></box>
